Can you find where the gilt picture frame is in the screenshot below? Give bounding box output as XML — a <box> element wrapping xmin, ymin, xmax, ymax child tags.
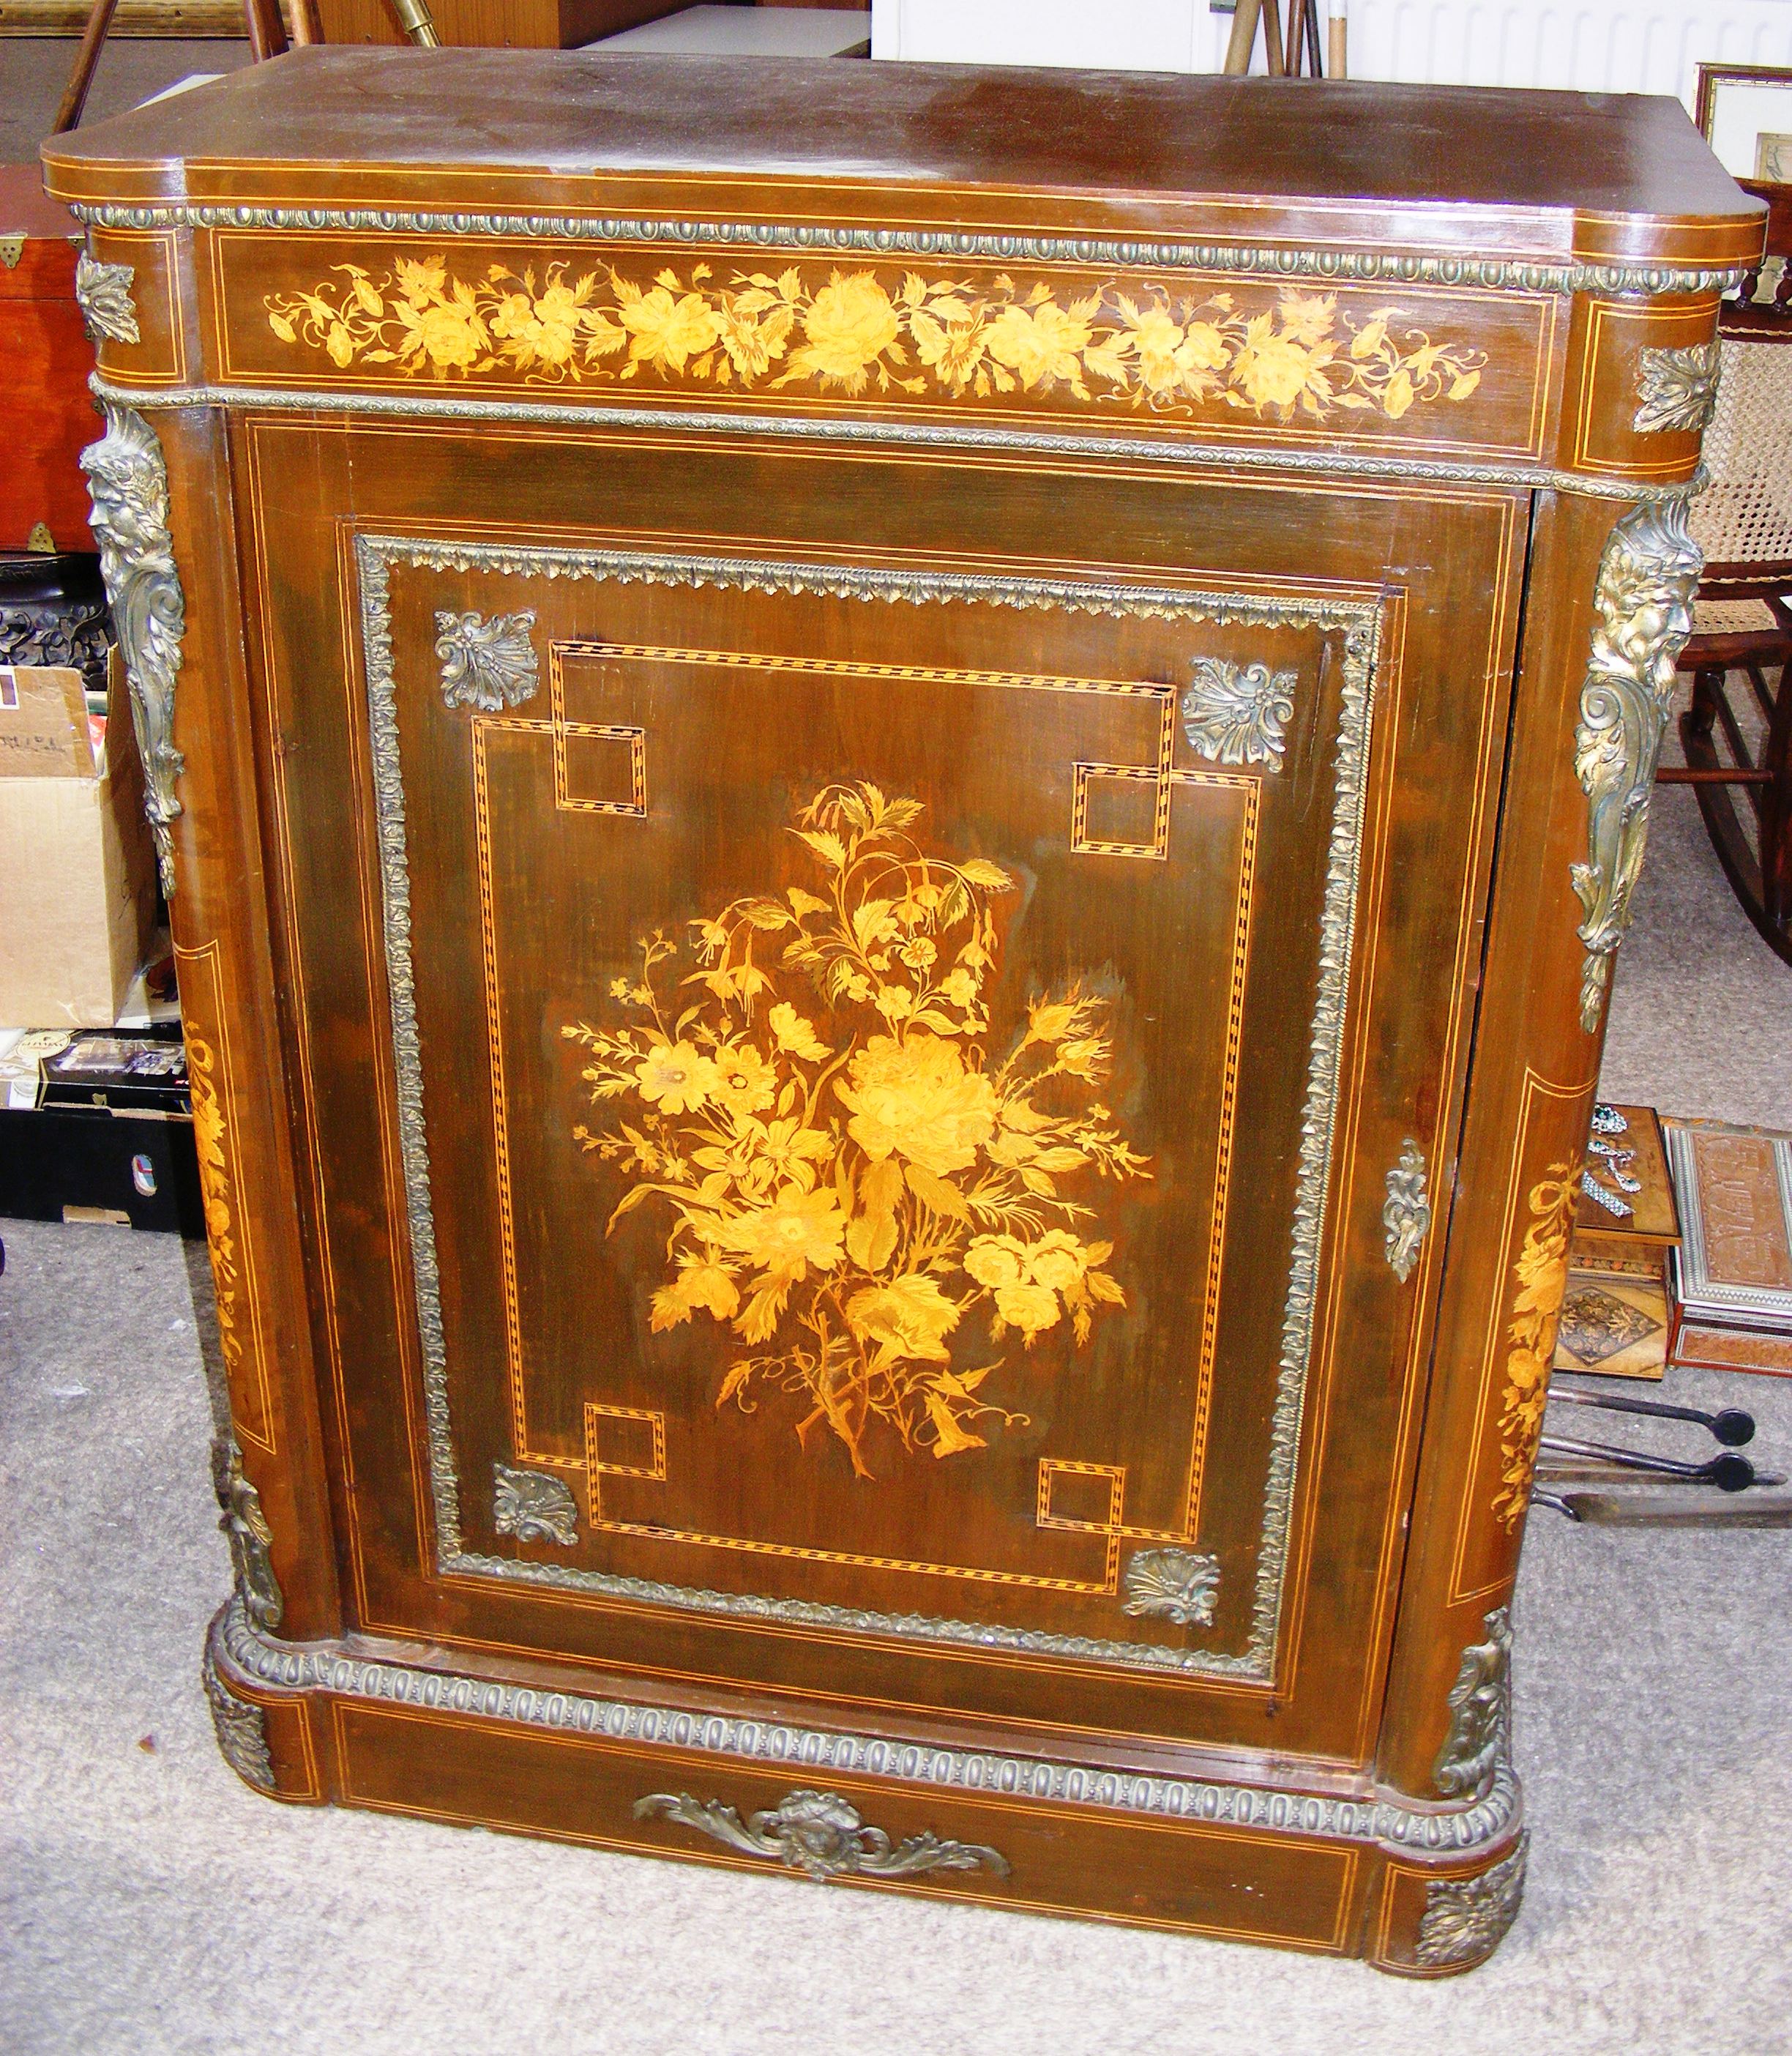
<box><xmin>1695</xmin><ymin>62</ymin><xmax>1792</xmax><ymax>184</ymax></box>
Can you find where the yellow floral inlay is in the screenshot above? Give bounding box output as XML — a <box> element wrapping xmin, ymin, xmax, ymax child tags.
<box><xmin>1490</xmin><ymin>1162</ymin><xmax>1578</xmax><ymax>1528</ymax></box>
<box><xmin>563</xmin><ymin>781</ymin><xmax>1151</xmax><ymax>1478</ymax></box>
<box><xmin>265</xmin><ymin>258</ymin><xmax>1486</xmax><ymax>424</ymax></box>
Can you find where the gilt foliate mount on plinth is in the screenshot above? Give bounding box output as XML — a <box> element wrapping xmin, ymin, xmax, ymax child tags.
<box><xmin>635</xmin><ymin>1787</ymin><xmax>1011</xmax><ymax>1881</ymax></box>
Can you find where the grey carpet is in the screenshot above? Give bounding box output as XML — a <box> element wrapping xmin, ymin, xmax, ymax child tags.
<box><xmin>3</xmin><ymin>737</ymin><xmax>1790</xmax><ymax>2050</ymax></box>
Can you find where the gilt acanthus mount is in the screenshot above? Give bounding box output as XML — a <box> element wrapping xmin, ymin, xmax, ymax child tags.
<box><xmin>1122</xmin><ymin>1548</ymin><xmax>1222</xmax><ymax>1628</ymax></box>
<box><xmin>75</xmin><ymin>252</ymin><xmax>138</xmax><ymax>346</ymax></box>
<box><xmin>435</xmin><ymin>607</ymin><xmax>540</xmax><ymax>712</ymax></box>
<box><xmin>1414</xmin><ymin>1836</ymin><xmax>1529</xmax><ymax>1969</ymax></box>
<box><xmin>1181</xmin><ymin>656</ymin><xmax>1298</xmax><ymax>768</ymax></box>
<box><xmin>493</xmin><ymin>1461</ymin><xmax>579</xmax><ymax>1546</ymax></box>
<box><xmin>1382</xmin><ymin>1139</ymin><xmax>1432</xmax><ymax>1284</ymax></box>
<box><xmin>1632</xmin><ymin>340</ymin><xmax>1721</xmax><ymax>436</ymax></box>
<box><xmin>1433</xmin><ymin>1605</ymin><xmax>1512</xmax><ymax>1800</ymax></box>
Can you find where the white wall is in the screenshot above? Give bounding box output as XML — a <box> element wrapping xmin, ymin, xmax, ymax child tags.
<box><xmin>870</xmin><ymin>0</ymin><xmax>1792</xmax><ymax>111</ymax></box>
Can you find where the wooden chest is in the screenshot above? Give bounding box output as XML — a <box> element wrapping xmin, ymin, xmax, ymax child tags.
<box><xmin>0</xmin><ymin>164</ymin><xmax>97</xmax><ymax>554</ymax></box>
<box><xmin>42</xmin><ymin>51</ymin><xmax>1759</xmax><ymax>1974</ymax></box>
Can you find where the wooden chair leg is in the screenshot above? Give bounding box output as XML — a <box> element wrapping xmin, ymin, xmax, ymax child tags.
<box><xmin>1686</xmin><ymin>665</ymin><xmax>1724</xmax><ymax>745</ymax></box>
<box><xmin>242</xmin><ymin>0</ymin><xmax>290</xmax><ymax>60</ymax></box>
<box><xmin>289</xmin><ymin>0</ymin><xmax>325</xmax><ymax>43</ymax></box>
<box><xmin>51</xmin><ymin>0</ymin><xmax>119</xmax><ymax>136</ymax></box>
<box><xmin>1762</xmin><ymin>660</ymin><xmax>1792</xmax><ymax>928</ymax></box>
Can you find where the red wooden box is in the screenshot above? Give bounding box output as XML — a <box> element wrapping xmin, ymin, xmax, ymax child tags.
<box><xmin>0</xmin><ymin>165</ymin><xmax>97</xmax><ymax>554</ymax></box>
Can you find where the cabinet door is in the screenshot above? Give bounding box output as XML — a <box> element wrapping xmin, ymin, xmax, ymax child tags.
<box><xmin>242</xmin><ymin>414</ymin><xmax>1523</xmax><ymax>1763</ymax></box>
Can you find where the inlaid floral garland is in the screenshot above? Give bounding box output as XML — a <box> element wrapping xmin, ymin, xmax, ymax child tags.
<box><xmin>265</xmin><ymin>256</ymin><xmax>1485</xmax><ymax>423</ymax></box>
<box><xmin>1490</xmin><ymin>1162</ymin><xmax>1578</xmax><ymax>1528</ymax></box>
<box><xmin>563</xmin><ymin>781</ymin><xmax>1152</xmax><ymax>1478</ymax></box>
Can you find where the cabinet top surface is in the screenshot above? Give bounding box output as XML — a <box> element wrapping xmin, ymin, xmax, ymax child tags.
<box><xmin>43</xmin><ymin>47</ymin><xmax>1761</xmax><ymax>271</ymax></box>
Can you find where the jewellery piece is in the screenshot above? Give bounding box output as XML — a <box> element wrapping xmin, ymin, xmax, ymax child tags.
<box><xmin>1578</xmin><ymin>1172</ymin><xmax>1633</xmax><ymax>1218</ymax></box>
<box><xmin>634</xmin><ymin>1787</ymin><xmax>1011</xmax><ymax>1881</ymax></box>
<box><xmin>493</xmin><ymin>1461</ymin><xmax>579</xmax><ymax>1546</ymax></box>
<box><xmin>1383</xmin><ymin>1139</ymin><xmax>1431</xmax><ymax>1284</ymax></box>
<box><xmin>1570</xmin><ymin>496</ymin><xmax>1701</xmax><ymax>1032</ymax></box>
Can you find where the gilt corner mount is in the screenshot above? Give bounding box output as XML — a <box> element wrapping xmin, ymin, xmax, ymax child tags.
<box><xmin>1570</xmin><ymin>495</ymin><xmax>1702</xmax><ymax>1032</ymax></box>
<box><xmin>79</xmin><ymin>401</ymin><xmax>187</xmax><ymax>896</ymax></box>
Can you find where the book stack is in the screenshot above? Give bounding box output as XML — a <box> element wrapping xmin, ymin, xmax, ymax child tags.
<box><xmin>1666</xmin><ymin>1120</ymin><xmax>1792</xmax><ymax>1380</ymax></box>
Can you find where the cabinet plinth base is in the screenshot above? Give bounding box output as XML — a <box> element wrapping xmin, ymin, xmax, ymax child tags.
<box><xmin>204</xmin><ymin>1598</ymin><xmax>1527</xmax><ymax>1973</ymax></box>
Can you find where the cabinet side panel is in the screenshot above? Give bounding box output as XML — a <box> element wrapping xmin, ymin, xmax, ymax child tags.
<box><xmin>1374</xmin><ymin>489</ymin><xmax>1626</xmax><ymax>1798</ymax></box>
<box><xmin>143</xmin><ymin>401</ymin><xmax>343</xmax><ymax>1641</ymax></box>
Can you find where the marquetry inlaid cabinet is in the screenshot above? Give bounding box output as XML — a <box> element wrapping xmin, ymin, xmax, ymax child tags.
<box><xmin>44</xmin><ymin>53</ymin><xmax>1759</xmax><ymax>1973</ymax></box>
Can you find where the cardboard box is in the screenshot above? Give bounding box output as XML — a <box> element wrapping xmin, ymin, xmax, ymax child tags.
<box><xmin>0</xmin><ymin>1103</ymin><xmax>201</xmax><ymax>1234</ymax></box>
<box><xmin>0</xmin><ymin>659</ymin><xmax>157</xmax><ymax>1028</ymax></box>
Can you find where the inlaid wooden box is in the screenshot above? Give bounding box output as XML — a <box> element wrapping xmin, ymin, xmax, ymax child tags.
<box><xmin>42</xmin><ymin>51</ymin><xmax>1760</xmax><ymax>1974</ymax></box>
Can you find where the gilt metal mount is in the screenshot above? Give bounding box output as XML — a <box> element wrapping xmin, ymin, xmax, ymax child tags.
<box><xmin>634</xmin><ymin>1787</ymin><xmax>1010</xmax><ymax>1881</ymax></box>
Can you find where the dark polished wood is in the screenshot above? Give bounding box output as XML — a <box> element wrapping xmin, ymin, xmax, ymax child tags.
<box><xmin>43</xmin><ymin>50</ymin><xmax>1760</xmax><ymax>1975</ymax></box>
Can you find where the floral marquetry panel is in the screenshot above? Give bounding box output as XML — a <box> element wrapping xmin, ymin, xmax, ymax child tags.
<box><xmin>381</xmin><ymin>545</ymin><xmax>1339</xmax><ymax>1681</ymax></box>
<box><xmin>204</xmin><ymin>234</ymin><xmax>1563</xmax><ymax>460</ymax></box>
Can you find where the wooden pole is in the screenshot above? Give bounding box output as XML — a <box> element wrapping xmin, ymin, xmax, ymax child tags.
<box><xmin>1223</xmin><ymin>0</ymin><xmax>1263</xmax><ymax>75</ymax></box>
<box><xmin>1262</xmin><ymin>0</ymin><xmax>1285</xmax><ymax>75</ymax></box>
<box><xmin>1328</xmin><ymin>0</ymin><xmax>1348</xmax><ymax>78</ymax></box>
<box><xmin>50</xmin><ymin>0</ymin><xmax>119</xmax><ymax>136</ymax></box>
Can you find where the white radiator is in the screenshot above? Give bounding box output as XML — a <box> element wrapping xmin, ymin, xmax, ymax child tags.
<box><xmin>870</xmin><ymin>0</ymin><xmax>1792</xmax><ymax>110</ymax></box>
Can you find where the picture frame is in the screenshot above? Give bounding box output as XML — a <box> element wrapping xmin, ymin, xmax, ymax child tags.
<box><xmin>1696</xmin><ymin>62</ymin><xmax>1792</xmax><ymax>185</ymax></box>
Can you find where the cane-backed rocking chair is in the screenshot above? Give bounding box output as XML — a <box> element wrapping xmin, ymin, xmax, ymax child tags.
<box><xmin>1668</xmin><ymin>222</ymin><xmax>1792</xmax><ymax>966</ymax></box>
